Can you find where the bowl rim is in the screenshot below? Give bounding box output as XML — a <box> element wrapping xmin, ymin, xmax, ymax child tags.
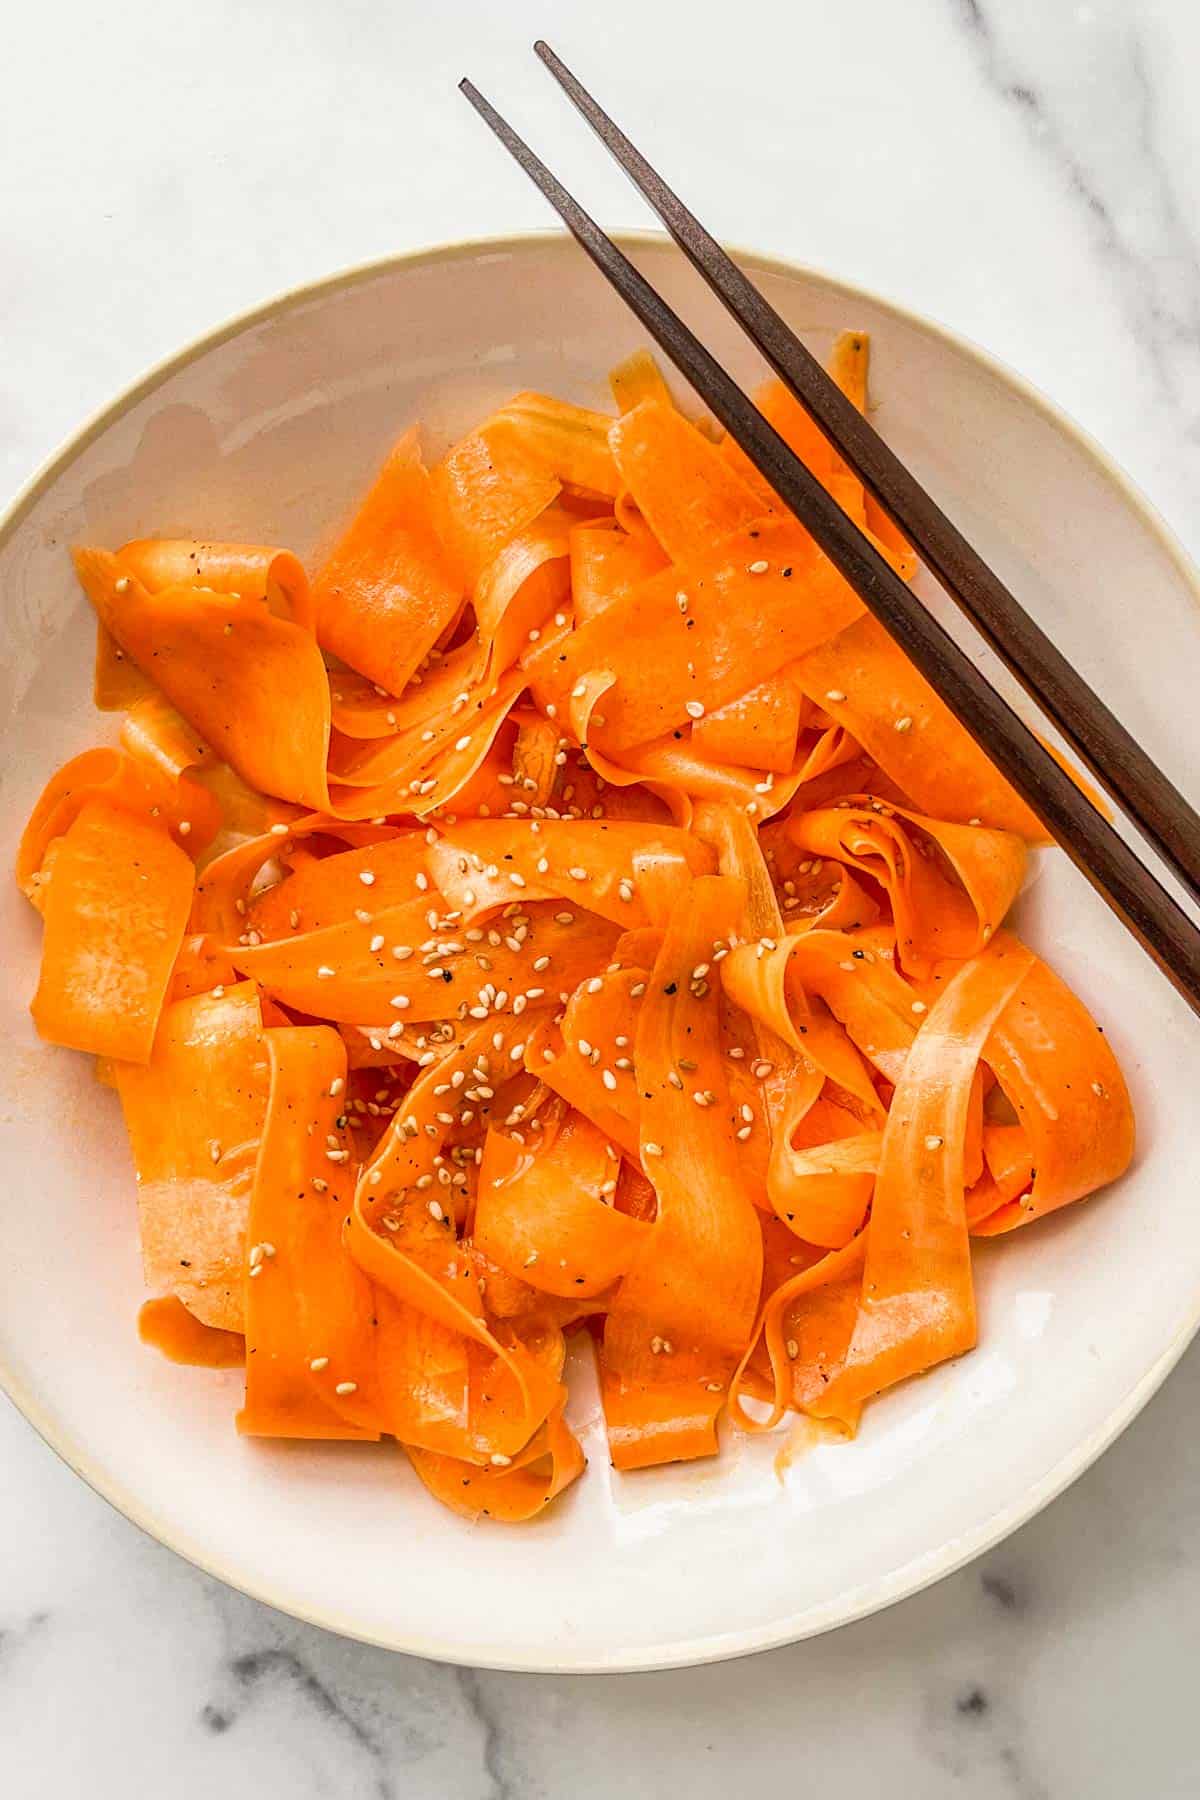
<box><xmin>3</xmin><ymin>227</ymin><xmax>1199</xmax><ymax>1675</ymax></box>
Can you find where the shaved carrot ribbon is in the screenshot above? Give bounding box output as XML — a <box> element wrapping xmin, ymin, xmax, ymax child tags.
<box><xmin>19</xmin><ymin>337</ymin><xmax>1134</xmax><ymax>1520</ymax></box>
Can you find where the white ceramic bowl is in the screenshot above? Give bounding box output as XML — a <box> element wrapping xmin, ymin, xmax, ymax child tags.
<box><xmin>2</xmin><ymin>233</ymin><xmax>1198</xmax><ymax>1674</ymax></box>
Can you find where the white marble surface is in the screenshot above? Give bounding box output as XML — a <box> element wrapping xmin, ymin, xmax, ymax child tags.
<box><xmin>3</xmin><ymin>0</ymin><xmax>1200</xmax><ymax>1791</ymax></box>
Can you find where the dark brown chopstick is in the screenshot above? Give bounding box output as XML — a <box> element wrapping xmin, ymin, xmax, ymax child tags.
<box><xmin>532</xmin><ymin>40</ymin><xmax>1200</xmax><ymax>912</ymax></box>
<box><xmin>458</xmin><ymin>74</ymin><xmax>1200</xmax><ymax>1021</ymax></box>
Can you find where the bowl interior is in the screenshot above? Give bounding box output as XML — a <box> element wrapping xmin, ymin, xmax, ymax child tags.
<box><xmin>1</xmin><ymin>234</ymin><xmax>1197</xmax><ymax>1672</ymax></box>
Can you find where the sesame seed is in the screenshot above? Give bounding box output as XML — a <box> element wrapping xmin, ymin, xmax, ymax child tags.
<box><xmin>1092</xmin><ymin>1081</ymin><xmax>1107</xmax><ymax>1099</ymax></box>
<box><xmin>317</xmin><ymin>964</ymin><xmax>336</xmax><ymax>979</ymax></box>
<box><xmin>555</xmin><ymin>911</ymin><xmax>575</xmax><ymax>925</ymax></box>
<box><xmin>924</xmin><ymin>1135</ymin><xmax>944</xmax><ymax>1151</ymax></box>
<box><xmin>751</xmin><ymin>1060</ymin><xmax>774</xmax><ymax>1080</ymax></box>
<box><xmin>692</xmin><ymin>1090</ymin><xmax>715</xmax><ymax>1108</ymax></box>
<box><xmin>644</xmin><ymin>1142</ymin><xmax>664</xmax><ymax>1157</ymax></box>
<box><xmin>825</xmin><ymin>689</ymin><xmax>846</xmax><ymax>703</ymax></box>
<box><xmin>415</xmin><ymin>871</ymin><xmax>429</xmax><ymax>892</ymax></box>
<box><xmin>490</xmin><ymin>1453</ymin><xmax>512</xmax><ymax>1467</ymax></box>
<box><xmin>735</xmin><ymin>1124</ymin><xmax>752</xmax><ymax>1141</ymax></box>
<box><xmin>114</xmin><ymin>575</ymin><xmax>131</xmax><ymax>593</ymax></box>
<box><xmin>747</xmin><ymin>559</ymin><xmax>769</xmax><ymax>575</ymax></box>
<box><xmin>393</xmin><ymin>945</ymin><xmax>413</xmax><ymax>960</ymax></box>
<box><xmin>209</xmin><ymin>1140</ymin><xmax>222</xmax><ymax>1164</ymax></box>
<box><xmin>428</xmin><ymin>1200</ymin><xmax>445</xmax><ymax>1222</ymax></box>
<box><xmin>911</xmin><ymin>1000</ymin><xmax>928</xmax><ymax>1015</ymax></box>
<box><xmin>390</xmin><ymin>994</ymin><xmax>411</xmax><ymax>1010</ymax></box>
<box><xmin>329</xmin><ymin>1077</ymin><xmax>345</xmax><ymax>1097</ymax></box>
<box><xmin>309</xmin><ymin>1357</ymin><xmax>329</xmax><ymax>1372</ymax></box>
<box><xmin>602</xmin><ymin>1069</ymin><xmax>618</xmax><ymax>1091</ymax></box>
<box><xmin>289</xmin><ymin>910</ymin><xmax>301</xmax><ymax>929</ymax></box>
<box><xmin>685</xmin><ymin>700</ymin><xmax>705</xmax><ymax>720</ymax></box>
<box><xmin>568</xmin><ymin>867</ymin><xmax>589</xmax><ymax>882</ymax></box>
<box><xmin>370</xmin><ymin>934</ymin><xmax>385</xmax><ymax>952</ymax></box>
<box><xmin>335</xmin><ymin>1381</ymin><xmax>358</xmax><ymax>1396</ymax></box>
<box><xmin>359</xmin><ymin>871</ymin><xmax>376</xmax><ymax>887</ymax></box>
<box><xmin>325</xmin><ymin>1148</ymin><xmax>349</xmax><ymax>1164</ymax></box>
<box><xmin>178</xmin><ymin>820</ymin><xmax>192</xmax><ymax>837</ymax></box>
<box><xmin>894</xmin><ymin>716</ymin><xmax>913</xmax><ymax>733</ymax></box>
<box><xmin>786</xmin><ymin>1338</ymin><xmax>799</xmax><ymax>1360</ymax></box>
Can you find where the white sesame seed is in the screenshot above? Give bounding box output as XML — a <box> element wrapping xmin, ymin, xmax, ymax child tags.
<box><xmin>924</xmin><ymin>1135</ymin><xmax>944</xmax><ymax>1151</ymax></box>
<box><xmin>568</xmin><ymin>867</ymin><xmax>589</xmax><ymax>882</ymax></box>
<box><xmin>177</xmin><ymin>820</ymin><xmax>192</xmax><ymax>837</ymax></box>
<box><xmin>825</xmin><ymin>689</ymin><xmax>846</xmax><ymax>703</ymax></box>
<box><xmin>490</xmin><ymin>1453</ymin><xmax>512</xmax><ymax>1467</ymax></box>
<box><xmin>602</xmin><ymin>1069</ymin><xmax>618</xmax><ymax>1092</ymax></box>
<box><xmin>316</xmin><ymin>964</ymin><xmax>336</xmax><ymax>979</ymax></box>
<box><xmin>114</xmin><ymin>575</ymin><xmax>130</xmax><ymax>593</ymax></box>
<box><xmin>335</xmin><ymin>1381</ymin><xmax>358</xmax><ymax>1396</ymax></box>
<box><xmin>359</xmin><ymin>871</ymin><xmax>376</xmax><ymax>887</ymax></box>
<box><xmin>309</xmin><ymin>1357</ymin><xmax>329</xmax><ymax>1372</ymax></box>
<box><xmin>751</xmin><ymin>1059</ymin><xmax>774</xmax><ymax>1080</ymax></box>
<box><xmin>911</xmin><ymin>1000</ymin><xmax>927</xmax><ymax>1015</ymax></box>
<box><xmin>894</xmin><ymin>715</ymin><xmax>913</xmax><ymax>733</ymax></box>
<box><xmin>509</xmin><ymin>871</ymin><xmax>526</xmax><ymax>887</ymax></box>
<box><xmin>329</xmin><ymin>1077</ymin><xmax>345</xmax><ymax>1097</ymax></box>
<box><xmin>209</xmin><ymin>1139</ymin><xmax>222</xmax><ymax>1164</ymax></box>
<box><xmin>685</xmin><ymin>700</ymin><xmax>705</xmax><ymax>720</ymax></box>
<box><xmin>644</xmin><ymin>1142</ymin><xmax>663</xmax><ymax>1157</ymax></box>
<box><xmin>747</xmin><ymin>559</ymin><xmax>769</xmax><ymax>575</ymax></box>
<box><xmin>390</xmin><ymin>994</ymin><xmax>411</xmax><ymax>1010</ymax></box>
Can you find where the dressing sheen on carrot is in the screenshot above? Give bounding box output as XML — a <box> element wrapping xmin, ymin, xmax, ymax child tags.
<box><xmin>18</xmin><ymin>339</ymin><xmax>1135</xmax><ymax>1521</ymax></box>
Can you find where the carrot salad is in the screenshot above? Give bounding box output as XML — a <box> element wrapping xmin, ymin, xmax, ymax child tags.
<box><xmin>19</xmin><ymin>336</ymin><xmax>1134</xmax><ymax>1520</ymax></box>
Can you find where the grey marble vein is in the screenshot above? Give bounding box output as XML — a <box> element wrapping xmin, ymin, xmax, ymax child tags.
<box><xmin>0</xmin><ymin>1609</ymin><xmax>49</xmax><ymax>1673</ymax></box>
<box><xmin>954</xmin><ymin>0</ymin><xmax>1200</xmax><ymax>434</ymax></box>
<box><xmin>200</xmin><ymin>1646</ymin><xmax>393</xmax><ymax>1796</ymax></box>
<box><xmin>456</xmin><ymin>1667</ymin><xmax>513</xmax><ymax>1800</ymax></box>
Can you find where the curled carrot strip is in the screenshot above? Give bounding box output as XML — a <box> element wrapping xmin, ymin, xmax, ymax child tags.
<box><xmin>31</xmin><ymin>799</ymin><xmax>194</xmax><ymax>1062</ymax></box>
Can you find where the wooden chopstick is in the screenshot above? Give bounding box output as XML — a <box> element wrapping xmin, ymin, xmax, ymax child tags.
<box><xmin>532</xmin><ymin>40</ymin><xmax>1200</xmax><ymax>912</ymax></box>
<box><xmin>458</xmin><ymin>73</ymin><xmax>1200</xmax><ymax>1021</ymax></box>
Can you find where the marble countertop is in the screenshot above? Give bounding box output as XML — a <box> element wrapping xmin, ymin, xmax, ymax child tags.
<box><xmin>4</xmin><ymin>0</ymin><xmax>1200</xmax><ymax>1792</ymax></box>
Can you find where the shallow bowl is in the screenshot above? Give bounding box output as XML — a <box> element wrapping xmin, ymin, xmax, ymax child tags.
<box><xmin>2</xmin><ymin>232</ymin><xmax>1197</xmax><ymax>1672</ymax></box>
